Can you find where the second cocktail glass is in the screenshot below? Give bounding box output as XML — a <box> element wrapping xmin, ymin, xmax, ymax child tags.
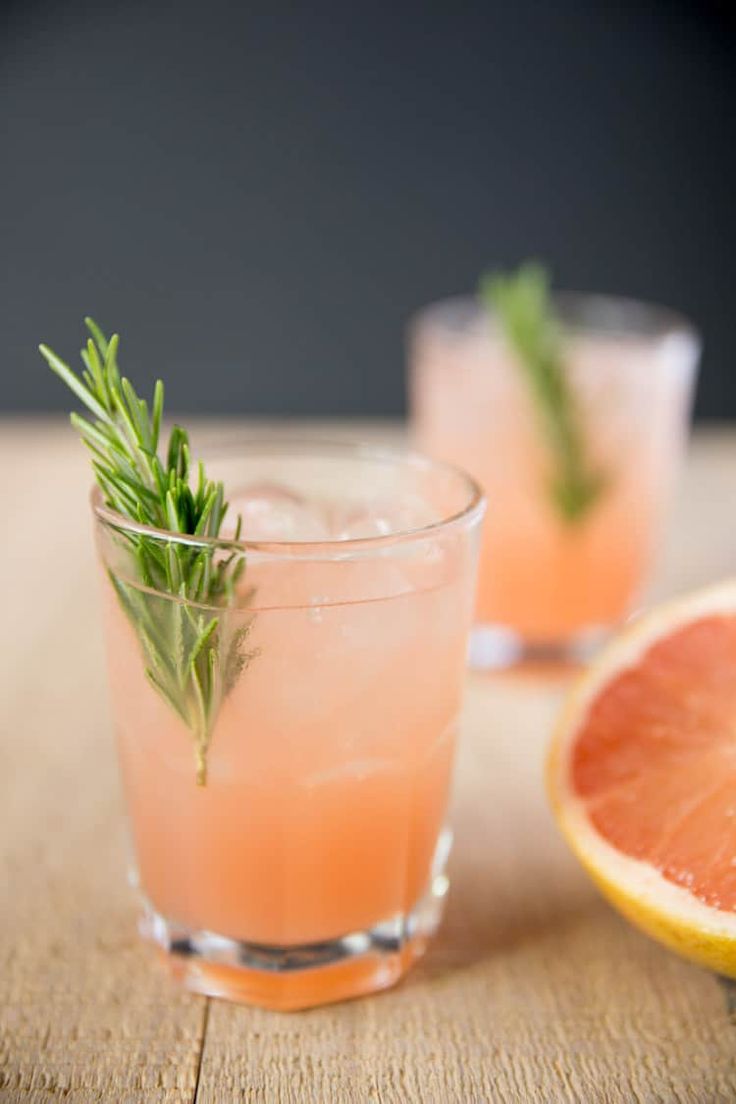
<box><xmin>409</xmin><ymin>292</ymin><xmax>700</xmax><ymax>666</ymax></box>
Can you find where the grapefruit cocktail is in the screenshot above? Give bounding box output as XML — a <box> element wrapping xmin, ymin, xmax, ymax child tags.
<box><xmin>95</xmin><ymin>443</ymin><xmax>484</xmax><ymax>1008</ymax></box>
<box><xmin>410</xmin><ymin>281</ymin><xmax>699</xmax><ymax>666</ymax></box>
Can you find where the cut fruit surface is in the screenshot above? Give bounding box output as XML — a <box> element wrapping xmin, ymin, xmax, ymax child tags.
<box><xmin>547</xmin><ymin>581</ymin><xmax>736</xmax><ymax>977</ymax></box>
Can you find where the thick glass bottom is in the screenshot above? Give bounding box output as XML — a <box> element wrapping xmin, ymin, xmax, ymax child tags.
<box><xmin>138</xmin><ymin>837</ymin><xmax>451</xmax><ymax>1011</ymax></box>
<box><xmin>469</xmin><ymin>622</ymin><xmax>613</xmax><ymax>671</ymax></box>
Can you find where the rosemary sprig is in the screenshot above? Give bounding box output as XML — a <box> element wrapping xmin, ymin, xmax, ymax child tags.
<box><xmin>480</xmin><ymin>263</ymin><xmax>607</xmax><ymax>524</ymax></box>
<box><xmin>40</xmin><ymin>319</ymin><xmax>253</xmax><ymax>785</ymax></box>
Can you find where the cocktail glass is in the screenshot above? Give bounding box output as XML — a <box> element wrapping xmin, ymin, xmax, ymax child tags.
<box><xmin>409</xmin><ymin>293</ymin><xmax>700</xmax><ymax>667</ymax></box>
<box><xmin>94</xmin><ymin>441</ymin><xmax>484</xmax><ymax>1009</ymax></box>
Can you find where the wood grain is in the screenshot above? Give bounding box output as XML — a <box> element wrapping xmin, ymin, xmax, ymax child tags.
<box><xmin>2</xmin><ymin>419</ymin><xmax>736</xmax><ymax>1104</ymax></box>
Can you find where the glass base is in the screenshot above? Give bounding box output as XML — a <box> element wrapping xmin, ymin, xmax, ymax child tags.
<box><xmin>468</xmin><ymin>622</ymin><xmax>612</xmax><ymax>671</ymax></box>
<box><xmin>138</xmin><ymin>841</ymin><xmax>451</xmax><ymax>1011</ymax></box>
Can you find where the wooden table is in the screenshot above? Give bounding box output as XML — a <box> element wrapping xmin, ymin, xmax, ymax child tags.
<box><xmin>3</xmin><ymin>419</ymin><xmax>736</xmax><ymax>1103</ymax></box>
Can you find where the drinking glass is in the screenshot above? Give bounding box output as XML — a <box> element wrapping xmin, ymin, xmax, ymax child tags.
<box><xmin>94</xmin><ymin>441</ymin><xmax>484</xmax><ymax>1009</ymax></box>
<box><xmin>409</xmin><ymin>294</ymin><xmax>700</xmax><ymax>667</ymax></box>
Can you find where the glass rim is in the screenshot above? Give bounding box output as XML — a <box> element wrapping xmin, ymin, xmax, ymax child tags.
<box><xmin>91</xmin><ymin>437</ymin><xmax>486</xmax><ymax>559</ymax></box>
<box><xmin>407</xmin><ymin>290</ymin><xmax>701</xmax><ymax>347</ymax></box>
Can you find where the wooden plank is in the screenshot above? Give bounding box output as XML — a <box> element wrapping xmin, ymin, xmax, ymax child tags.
<box><xmin>2</xmin><ymin>420</ymin><xmax>736</xmax><ymax>1103</ymax></box>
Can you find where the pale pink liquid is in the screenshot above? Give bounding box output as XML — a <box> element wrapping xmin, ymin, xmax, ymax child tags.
<box><xmin>411</xmin><ymin>318</ymin><xmax>696</xmax><ymax>642</ymax></box>
<box><xmin>104</xmin><ymin>553</ymin><xmax>472</xmax><ymax>950</ymax></box>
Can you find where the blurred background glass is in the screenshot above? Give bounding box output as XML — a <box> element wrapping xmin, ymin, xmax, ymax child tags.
<box><xmin>409</xmin><ymin>292</ymin><xmax>700</xmax><ymax>665</ymax></box>
<box><xmin>1</xmin><ymin>0</ymin><xmax>733</xmax><ymax>418</ymax></box>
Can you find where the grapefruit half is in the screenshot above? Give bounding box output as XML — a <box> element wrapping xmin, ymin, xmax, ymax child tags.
<box><xmin>548</xmin><ymin>581</ymin><xmax>736</xmax><ymax>977</ymax></box>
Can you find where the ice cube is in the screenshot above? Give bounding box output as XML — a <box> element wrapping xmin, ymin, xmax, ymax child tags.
<box><xmin>333</xmin><ymin>495</ymin><xmax>437</xmax><ymax>540</ymax></box>
<box><xmin>224</xmin><ymin>483</ymin><xmax>330</xmax><ymax>542</ymax></box>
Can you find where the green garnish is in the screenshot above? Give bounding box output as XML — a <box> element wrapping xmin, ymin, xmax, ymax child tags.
<box><xmin>40</xmin><ymin>319</ymin><xmax>253</xmax><ymax>785</ymax></box>
<box><xmin>480</xmin><ymin>262</ymin><xmax>607</xmax><ymax>524</ymax></box>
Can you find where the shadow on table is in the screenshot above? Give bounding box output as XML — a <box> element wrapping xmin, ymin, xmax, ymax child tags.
<box><xmin>472</xmin><ymin>658</ymin><xmax>585</xmax><ymax>688</ymax></box>
<box><xmin>408</xmin><ymin>866</ymin><xmax>601</xmax><ymax>986</ymax></box>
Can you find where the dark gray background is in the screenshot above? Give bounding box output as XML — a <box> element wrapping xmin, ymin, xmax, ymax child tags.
<box><xmin>2</xmin><ymin>0</ymin><xmax>734</xmax><ymax>417</ymax></box>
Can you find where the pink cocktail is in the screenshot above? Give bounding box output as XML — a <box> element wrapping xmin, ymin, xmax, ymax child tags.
<box><xmin>409</xmin><ymin>293</ymin><xmax>699</xmax><ymax>665</ymax></box>
<box><xmin>96</xmin><ymin>442</ymin><xmax>483</xmax><ymax>1008</ymax></box>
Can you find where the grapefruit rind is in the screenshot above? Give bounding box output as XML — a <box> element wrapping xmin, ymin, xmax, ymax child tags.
<box><xmin>547</xmin><ymin>580</ymin><xmax>736</xmax><ymax>978</ymax></box>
